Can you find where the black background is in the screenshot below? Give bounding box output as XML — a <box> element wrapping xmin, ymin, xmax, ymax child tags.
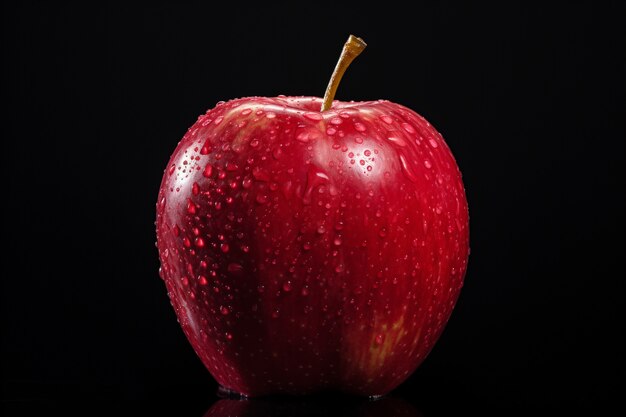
<box><xmin>1</xmin><ymin>1</ymin><xmax>624</xmax><ymax>415</ymax></box>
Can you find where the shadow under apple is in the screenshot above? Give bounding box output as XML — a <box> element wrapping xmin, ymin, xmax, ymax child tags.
<box><xmin>203</xmin><ymin>395</ymin><xmax>422</xmax><ymax>417</ymax></box>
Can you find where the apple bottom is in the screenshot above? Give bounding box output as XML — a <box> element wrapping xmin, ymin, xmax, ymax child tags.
<box><xmin>167</xmin><ymin>269</ymin><xmax>451</xmax><ymax>397</ymax></box>
<box><xmin>203</xmin><ymin>396</ymin><xmax>420</xmax><ymax>416</ymax></box>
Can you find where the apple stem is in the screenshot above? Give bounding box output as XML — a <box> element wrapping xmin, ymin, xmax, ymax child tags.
<box><xmin>321</xmin><ymin>35</ymin><xmax>367</xmax><ymax>112</ymax></box>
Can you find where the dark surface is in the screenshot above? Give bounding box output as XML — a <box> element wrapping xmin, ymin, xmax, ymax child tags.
<box><xmin>1</xmin><ymin>1</ymin><xmax>624</xmax><ymax>415</ymax></box>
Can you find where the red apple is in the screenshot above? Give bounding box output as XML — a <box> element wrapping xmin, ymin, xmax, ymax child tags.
<box><xmin>156</xmin><ymin>36</ymin><xmax>469</xmax><ymax>397</ymax></box>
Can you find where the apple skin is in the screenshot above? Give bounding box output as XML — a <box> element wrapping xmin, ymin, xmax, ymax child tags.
<box><xmin>156</xmin><ymin>96</ymin><xmax>469</xmax><ymax>397</ymax></box>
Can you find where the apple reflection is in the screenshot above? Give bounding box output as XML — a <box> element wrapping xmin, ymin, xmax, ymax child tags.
<box><xmin>203</xmin><ymin>396</ymin><xmax>421</xmax><ymax>417</ymax></box>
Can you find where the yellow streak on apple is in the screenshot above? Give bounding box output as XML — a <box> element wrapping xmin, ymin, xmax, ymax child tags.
<box><xmin>344</xmin><ymin>314</ymin><xmax>422</xmax><ymax>384</ymax></box>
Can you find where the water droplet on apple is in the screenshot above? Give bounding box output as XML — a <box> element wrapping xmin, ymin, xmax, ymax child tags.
<box><xmin>240</xmin><ymin>108</ymin><xmax>252</xmax><ymax>116</ymax></box>
<box><xmin>187</xmin><ymin>199</ymin><xmax>197</xmax><ymax>214</ymax></box>
<box><xmin>256</xmin><ymin>193</ymin><xmax>268</xmax><ymax>204</ymax></box>
<box><xmin>424</xmin><ymin>159</ymin><xmax>432</xmax><ymax>169</ymax></box>
<box><xmin>304</xmin><ymin>112</ymin><xmax>323</xmax><ymax>121</ymax></box>
<box><xmin>194</xmin><ymin>237</ymin><xmax>205</xmax><ymax>247</ymax></box>
<box><xmin>181</xmin><ymin>276</ymin><xmax>189</xmax><ymax>286</ymax></box>
<box><xmin>272</xmin><ymin>146</ymin><xmax>283</xmax><ymax>160</ymax></box>
<box><xmin>220</xmin><ymin>306</ymin><xmax>230</xmax><ymax>315</ymax></box>
<box><xmin>428</xmin><ymin>138</ymin><xmax>439</xmax><ymax>148</ymax></box>
<box><xmin>303</xmin><ymin>165</ymin><xmax>330</xmax><ymax>204</ymax></box>
<box><xmin>200</xmin><ymin>142</ymin><xmax>212</xmax><ymax>155</ymax></box>
<box><xmin>330</xmin><ymin>117</ymin><xmax>343</xmax><ymax>125</ymax></box>
<box><xmin>252</xmin><ymin>167</ymin><xmax>271</xmax><ymax>182</ymax></box>
<box><xmin>158</xmin><ymin>197</ymin><xmax>166</xmax><ymax>213</ymax></box>
<box><xmin>198</xmin><ymin>275</ymin><xmax>208</xmax><ymax>285</ymax></box>
<box><xmin>401</xmin><ymin>122</ymin><xmax>416</xmax><ymax>133</ymax></box>
<box><xmin>266</xmin><ymin>112</ymin><xmax>276</xmax><ymax>119</ymax></box>
<box><xmin>220</xmin><ymin>243</ymin><xmax>230</xmax><ymax>253</ymax></box>
<box><xmin>214</xmin><ymin>116</ymin><xmax>224</xmax><ymax>125</ymax></box>
<box><xmin>282</xmin><ymin>281</ymin><xmax>293</xmax><ymax>292</ymax></box>
<box><xmin>375</xmin><ymin>334</ymin><xmax>384</xmax><ymax>345</ymax></box>
<box><xmin>168</xmin><ymin>164</ymin><xmax>176</xmax><ymax>175</ymax></box>
<box><xmin>380</xmin><ymin>115</ymin><xmax>393</xmax><ymax>124</ymax></box>
<box><xmin>354</xmin><ymin>122</ymin><xmax>366</xmax><ymax>132</ymax></box>
<box><xmin>399</xmin><ymin>154</ymin><xmax>418</xmax><ymax>183</ymax></box>
<box><xmin>203</xmin><ymin>164</ymin><xmax>213</xmax><ymax>178</ymax></box>
<box><xmin>296</xmin><ymin>131</ymin><xmax>310</xmax><ymax>143</ymax></box>
<box><xmin>387</xmin><ymin>136</ymin><xmax>407</xmax><ymax>147</ymax></box>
